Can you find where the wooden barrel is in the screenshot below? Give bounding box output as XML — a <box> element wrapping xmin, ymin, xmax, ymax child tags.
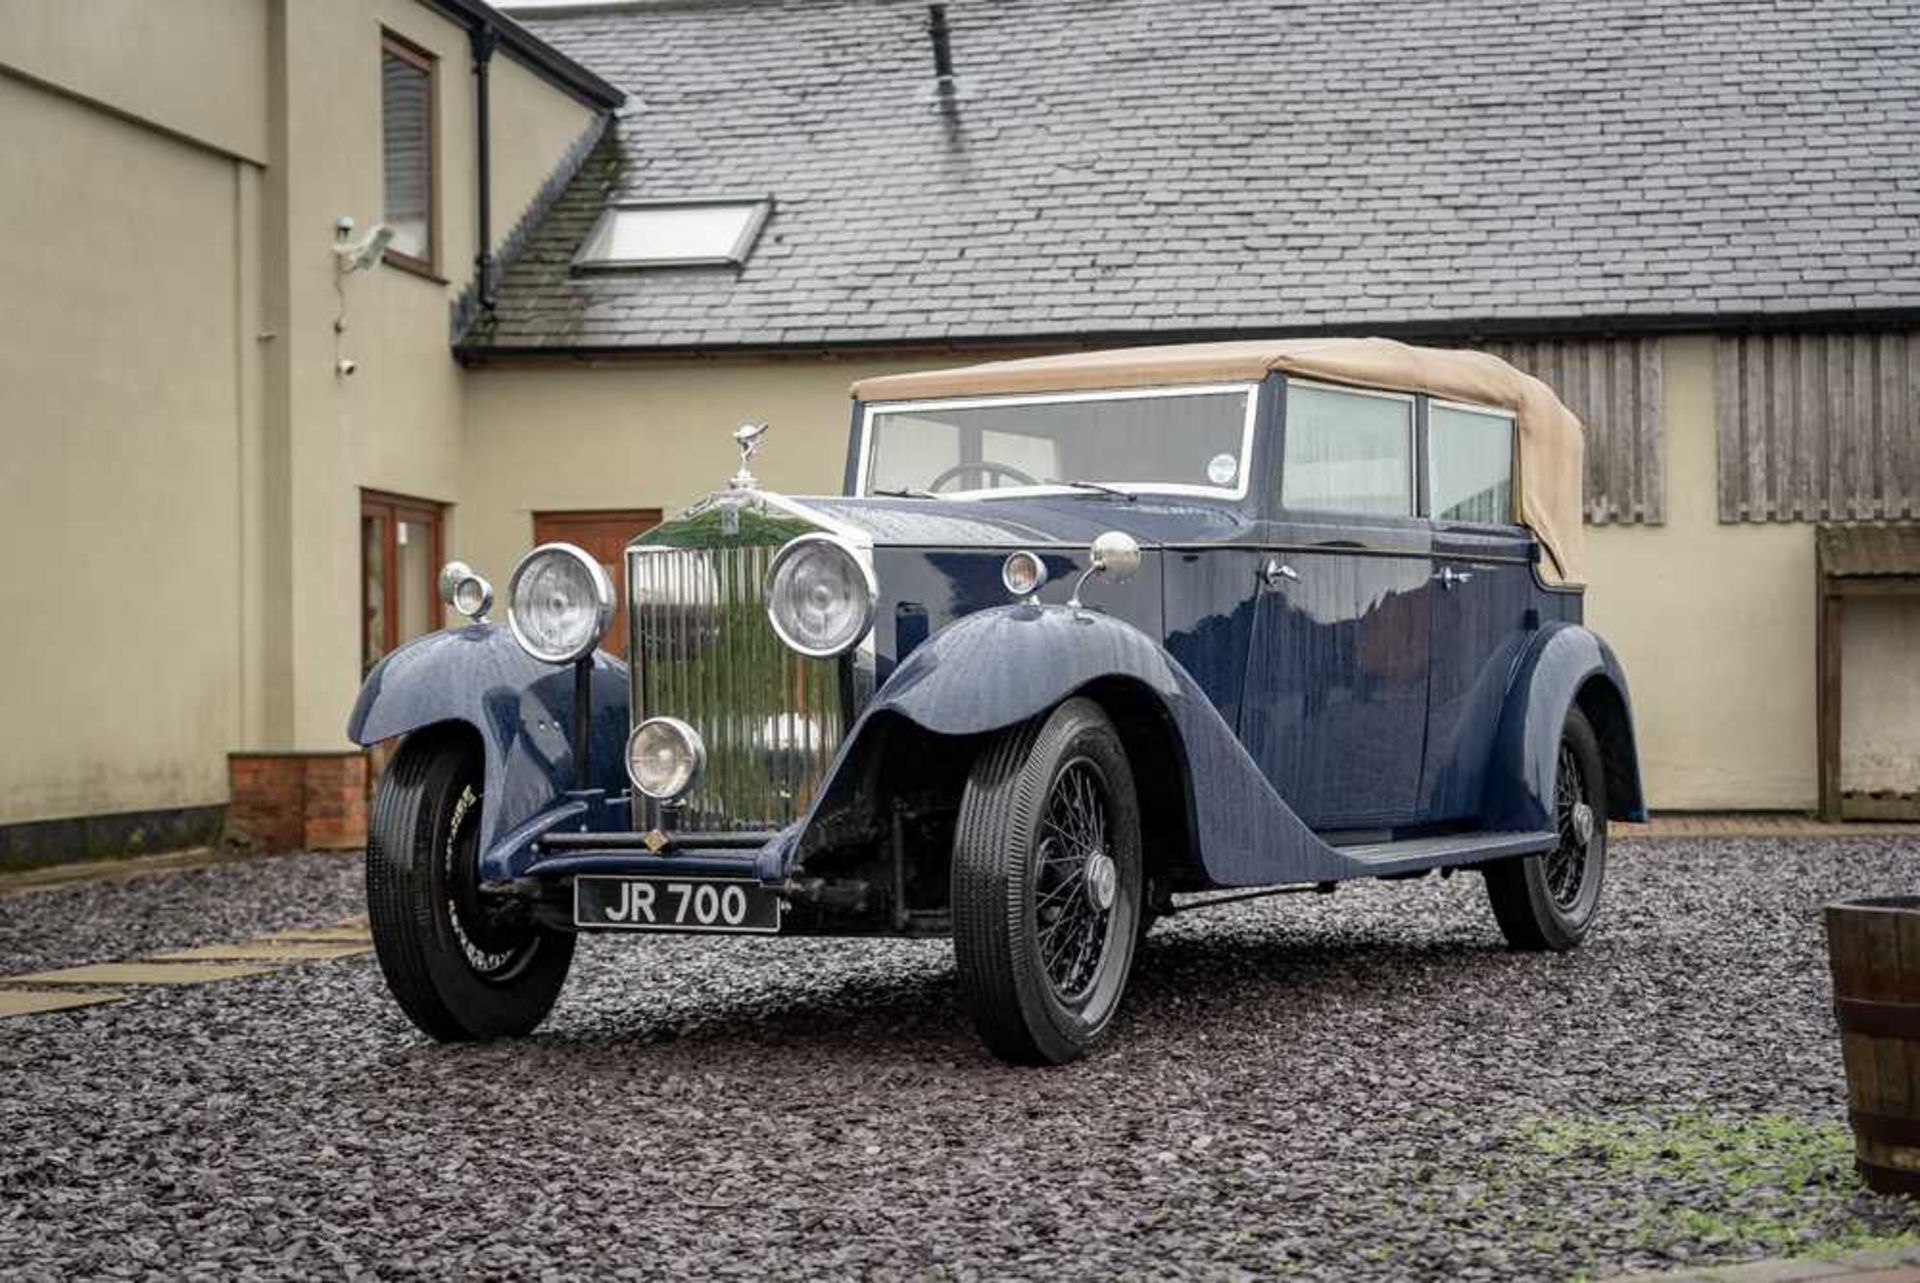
<box><xmin>1827</xmin><ymin>896</ymin><xmax>1920</xmax><ymax>1197</ymax></box>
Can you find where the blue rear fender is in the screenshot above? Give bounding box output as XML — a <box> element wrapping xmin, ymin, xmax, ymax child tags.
<box><xmin>346</xmin><ymin>624</ymin><xmax>632</xmax><ymax>860</ymax></box>
<box><xmin>1480</xmin><ymin>622</ymin><xmax>1648</xmax><ymax>831</ymax></box>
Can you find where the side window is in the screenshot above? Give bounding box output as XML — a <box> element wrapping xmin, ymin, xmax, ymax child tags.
<box><xmin>1280</xmin><ymin>384</ymin><xmax>1415</xmax><ymax>516</ymax></box>
<box><xmin>381</xmin><ymin>32</ymin><xmax>436</xmax><ymax>273</ymax></box>
<box><xmin>1429</xmin><ymin>404</ymin><xmax>1515</xmax><ymax>524</ymax></box>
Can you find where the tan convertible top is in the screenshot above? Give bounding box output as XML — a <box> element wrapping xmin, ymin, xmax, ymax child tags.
<box><xmin>852</xmin><ymin>338</ymin><xmax>1587</xmax><ymax>585</ymax></box>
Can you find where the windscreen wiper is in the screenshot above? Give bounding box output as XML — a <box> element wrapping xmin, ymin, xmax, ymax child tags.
<box><xmin>869</xmin><ymin>486</ymin><xmax>945</xmax><ymax>500</ymax></box>
<box><xmin>1058</xmin><ymin>479</ymin><xmax>1138</xmax><ymax>501</ymax></box>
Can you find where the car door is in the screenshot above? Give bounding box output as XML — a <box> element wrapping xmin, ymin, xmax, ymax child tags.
<box><xmin>1418</xmin><ymin>402</ymin><xmax>1537</xmax><ymax>821</ymax></box>
<box><xmin>1240</xmin><ymin>381</ymin><xmax>1433</xmax><ymax>830</ymax></box>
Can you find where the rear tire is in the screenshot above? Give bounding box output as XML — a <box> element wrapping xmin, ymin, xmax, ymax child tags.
<box><xmin>1484</xmin><ymin>706</ymin><xmax>1608</xmax><ymax>952</ymax></box>
<box><xmin>366</xmin><ymin>727</ymin><xmax>574</xmax><ymax>1040</ymax></box>
<box><xmin>952</xmin><ymin>698</ymin><xmax>1143</xmax><ymax>1065</ymax></box>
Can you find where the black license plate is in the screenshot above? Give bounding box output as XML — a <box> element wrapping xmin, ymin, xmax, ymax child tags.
<box><xmin>573</xmin><ymin>876</ymin><xmax>783</xmax><ymax>934</ymax></box>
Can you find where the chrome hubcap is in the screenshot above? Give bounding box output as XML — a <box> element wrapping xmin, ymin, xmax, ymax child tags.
<box><xmin>1571</xmin><ymin>800</ymin><xmax>1596</xmax><ymax>849</ymax></box>
<box><xmin>1085</xmin><ymin>850</ymin><xmax>1117</xmax><ymax>912</ymax></box>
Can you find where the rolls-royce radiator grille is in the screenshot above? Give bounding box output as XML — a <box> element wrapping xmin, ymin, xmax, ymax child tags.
<box><xmin>629</xmin><ymin>542</ymin><xmax>845</xmax><ymax>830</ymax></box>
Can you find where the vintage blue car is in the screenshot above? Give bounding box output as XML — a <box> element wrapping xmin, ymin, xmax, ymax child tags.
<box><xmin>349</xmin><ymin>338</ymin><xmax>1643</xmax><ymax>1064</ymax></box>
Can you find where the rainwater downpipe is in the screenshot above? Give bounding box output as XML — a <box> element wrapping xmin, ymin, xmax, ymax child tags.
<box><xmin>470</xmin><ymin>21</ymin><xmax>497</xmax><ymax>313</ymax></box>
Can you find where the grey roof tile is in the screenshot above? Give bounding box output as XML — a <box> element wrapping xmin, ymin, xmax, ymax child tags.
<box><xmin>466</xmin><ymin>0</ymin><xmax>1920</xmax><ymax>352</ymax></box>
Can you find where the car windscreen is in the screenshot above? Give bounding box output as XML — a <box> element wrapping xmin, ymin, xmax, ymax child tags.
<box><xmin>862</xmin><ymin>386</ymin><xmax>1255</xmax><ymax>498</ymax></box>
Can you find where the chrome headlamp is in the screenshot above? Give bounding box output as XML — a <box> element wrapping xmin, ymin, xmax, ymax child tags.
<box><xmin>764</xmin><ymin>533</ymin><xmax>876</xmax><ymax>658</ymax></box>
<box><xmin>506</xmin><ymin>543</ymin><xmax>615</xmax><ymax>664</ymax></box>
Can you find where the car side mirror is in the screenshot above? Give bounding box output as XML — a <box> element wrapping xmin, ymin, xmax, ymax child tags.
<box><xmin>1068</xmin><ymin>531</ymin><xmax>1142</xmax><ymax>608</ymax></box>
<box><xmin>1091</xmin><ymin>530</ymin><xmax>1142</xmax><ymax>581</ymax></box>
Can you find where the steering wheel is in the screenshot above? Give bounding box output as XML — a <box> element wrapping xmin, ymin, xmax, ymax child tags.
<box><xmin>926</xmin><ymin>460</ymin><xmax>1041</xmax><ymax>492</ymax></box>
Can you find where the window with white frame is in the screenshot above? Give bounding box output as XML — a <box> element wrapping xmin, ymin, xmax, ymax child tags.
<box><xmin>575</xmin><ymin>199</ymin><xmax>773</xmax><ymax>269</ymax></box>
<box><xmin>1280</xmin><ymin>383</ymin><xmax>1415</xmax><ymax>516</ymax></box>
<box><xmin>1428</xmin><ymin>403</ymin><xmax>1516</xmax><ymax>524</ymax></box>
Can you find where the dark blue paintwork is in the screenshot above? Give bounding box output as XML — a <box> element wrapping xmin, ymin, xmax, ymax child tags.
<box><xmin>806</xmin><ymin>602</ymin><xmax>1549</xmax><ymax>886</ymax></box>
<box><xmin>1237</xmin><ymin>516</ymin><xmax>1433</xmax><ymax>827</ymax></box>
<box><xmin>346</xmin><ymin>624</ymin><xmax>631</xmax><ymax>858</ymax></box>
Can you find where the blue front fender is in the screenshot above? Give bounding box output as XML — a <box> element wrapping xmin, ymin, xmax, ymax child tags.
<box><xmin>347</xmin><ymin>624</ymin><xmax>631</xmax><ymax>858</ymax></box>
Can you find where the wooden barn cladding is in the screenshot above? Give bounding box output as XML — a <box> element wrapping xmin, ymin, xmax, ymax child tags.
<box><xmin>1478</xmin><ymin>338</ymin><xmax>1664</xmax><ymax>527</ymax></box>
<box><xmin>1716</xmin><ymin>332</ymin><xmax>1920</xmax><ymax>523</ymax></box>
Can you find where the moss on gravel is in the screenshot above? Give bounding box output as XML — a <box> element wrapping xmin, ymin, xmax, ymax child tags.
<box><xmin>1503</xmin><ymin>1111</ymin><xmax>1908</xmax><ymax>1264</ymax></box>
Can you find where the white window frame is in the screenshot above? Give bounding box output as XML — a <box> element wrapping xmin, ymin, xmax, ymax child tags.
<box><xmin>1279</xmin><ymin>379</ymin><xmax>1418</xmax><ymax>518</ymax></box>
<box><xmin>1426</xmin><ymin>397</ymin><xmax>1520</xmax><ymax>526</ymax></box>
<box><xmin>573</xmin><ymin>197</ymin><xmax>774</xmax><ymax>270</ymax></box>
<box><xmin>855</xmin><ymin>383</ymin><xmax>1262</xmax><ymax>501</ymax></box>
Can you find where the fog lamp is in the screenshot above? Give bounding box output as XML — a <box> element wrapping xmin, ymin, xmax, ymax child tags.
<box><xmin>627</xmin><ymin>717</ymin><xmax>705</xmax><ymax>801</ymax></box>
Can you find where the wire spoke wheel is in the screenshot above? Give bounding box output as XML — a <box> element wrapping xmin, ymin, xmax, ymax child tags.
<box><xmin>1033</xmin><ymin>759</ymin><xmax>1116</xmax><ymax>1002</ymax></box>
<box><xmin>1482</xmin><ymin>706</ymin><xmax>1609</xmax><ymax>953</ymax></box>
<box><xmin>1542</xmin><ymin>742</ymin><xmax>1590</xmax><ymax>910</ymax></box>
<box><xmin>952</xmin><ymin>697</ymin><xmax>1144</xmax><ymax>1065</ymax></box>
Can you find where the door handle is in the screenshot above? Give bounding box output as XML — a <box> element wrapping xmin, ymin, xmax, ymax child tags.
<box><xmin>1434</xmin><ymin>565</ymin><xmax>1474</xmax><ymax>590</ymax></box>
<box><xmin>1261</xmin><ymin>558</ymin><xmax>1299</xmax><ymax>588</ymax></box>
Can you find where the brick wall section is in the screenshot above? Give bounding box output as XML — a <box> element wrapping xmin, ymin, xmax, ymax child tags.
<box><xmin>228</xmin><ymin>753</ymin><xmax>368</xmax><ymax>852</ymax></box>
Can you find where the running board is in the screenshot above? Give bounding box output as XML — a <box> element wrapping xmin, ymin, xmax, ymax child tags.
<box><xmin>1333</xmin><ymin>829</ymin><xmax>1557</xmax><ymax>868</ymax></box>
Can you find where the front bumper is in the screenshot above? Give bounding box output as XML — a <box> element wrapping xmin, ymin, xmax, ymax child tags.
<box><xmin>491</xmin><ymin>824</ymin><xmax>905</xmax><ymax>936</ymax></box>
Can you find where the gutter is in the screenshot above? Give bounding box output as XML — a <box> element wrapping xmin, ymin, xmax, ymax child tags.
<box><xmin>453</xmin><ymin>306</ymin><xmax>1920</xmax><ymax>366</ymax></box>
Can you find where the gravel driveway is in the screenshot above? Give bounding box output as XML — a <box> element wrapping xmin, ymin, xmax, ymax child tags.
<box><xmin>3</xmin><ymin>838</ymin><xmax>1917</xmax><ymax>1280</ymax></box>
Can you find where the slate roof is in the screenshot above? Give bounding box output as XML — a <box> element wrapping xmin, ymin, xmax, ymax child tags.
<box><xmin>465</xmin><ymin>0</ymin><xmax>1920</xmax><ymax>355</ymax></box>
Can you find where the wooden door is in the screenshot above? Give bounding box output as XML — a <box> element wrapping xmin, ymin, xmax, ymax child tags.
<box><xmin>362</xmin><ymin>491</ymin><xmax>445</xmax><ymax>675</ymax></box>
<box><xmin>532</xmin><ymin>509</ymin><xmax>662</xmax><ymax>660</ymax></box>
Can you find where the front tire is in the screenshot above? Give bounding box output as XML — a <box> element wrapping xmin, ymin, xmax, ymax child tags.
<box><xmin>952</xmin><ymin>698</ymin><xmax>1144</xmax><ymax>1065</ymax></box>
<box><xmin>1483</xmin><ymin>706</ymin><xmax>1609</xmax><ymax>951</ymax></box>
<box><xmin>366</xmin><ymin>728</ymin><xmax>574</xmax><ymax>1041</ymax></box>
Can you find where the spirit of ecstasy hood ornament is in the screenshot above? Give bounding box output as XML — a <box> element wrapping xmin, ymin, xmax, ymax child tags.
<box><xmin>729</xmin><ymin>422</ymin><xmax>769</xmax><ymax>490</ymax></box>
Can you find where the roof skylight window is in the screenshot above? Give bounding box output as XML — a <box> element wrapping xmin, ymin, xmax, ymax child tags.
<box><xmin>574</xmin><ymin>198</ymin><xmax>773</xmax><ymax>269</ymax></box>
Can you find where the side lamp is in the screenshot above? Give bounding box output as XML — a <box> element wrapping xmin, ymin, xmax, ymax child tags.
<box><xmin>439</xmin><ymin>560</ymin><xmax>494</xmax><ymax>623</ymax></box>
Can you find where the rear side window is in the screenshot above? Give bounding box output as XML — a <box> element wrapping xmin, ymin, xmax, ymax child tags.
<box><xmin>1428</xmin><ymin>404</ymin><xmax>1515</xmax><ymax>523</ymax></box>
<box><xmin>1280</xmin><ymin>384</ymin><xmax>1415</xmax><ymax>516</ymax></box>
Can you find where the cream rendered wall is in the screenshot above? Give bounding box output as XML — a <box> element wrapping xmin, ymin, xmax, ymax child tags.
<box><xmin>0</xmin><ymin>73</ymin><xmax>250</xmax><ymax>823</ymax></box>
<box><xmin>0</xmin><ymin>0</ymin><xmax>606</xmax><ymax>825</ymax></box>
<box><xmin>488</xmin><ymin>53</ymin><xmax>600</xmax><ymax>236</ymax></box>
<box><xmin>0</xmin><ymin>0</ymin><xmax>270</xmax><ymax>163</ymax></box>
<box><xmin>1584</xmin><ymin>336</ymin><xmax>1817</xmax><ymax>810</ymax></box>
